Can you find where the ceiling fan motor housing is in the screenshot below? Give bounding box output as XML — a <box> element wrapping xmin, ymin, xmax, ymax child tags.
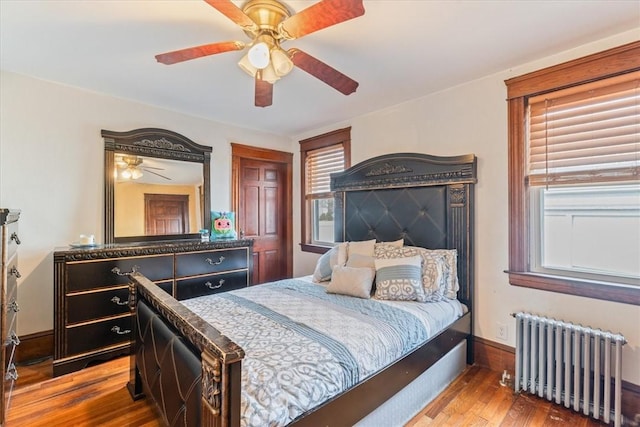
<box><xmin>242</xmin><ymin>0</ymin><xmax>291</xmax><ymax>39</ymax></box>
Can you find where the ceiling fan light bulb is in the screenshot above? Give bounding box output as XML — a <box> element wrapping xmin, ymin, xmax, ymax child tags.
<box><xmin>259</xmin><ymin>62</ymin><xmax>280</xmax><ymax>84</ymax></box>
<box><xmin>131</xmin><ymin>169</ymin><xmax>143</xmax><ymax>180</ymax></box>
<box><xmin>271</xmin><ymin>48</ymin><xmax>293</xmax><ymax>77</ymax></box>
<box><xmin>121</xmin><ymin>169</ymin><xmax>132</xmax><ymax>179</ymax></box>
<box><xmin>238</xmin><ymin>52</ymin><xmax>258</xmax><ymax>77</ymax></box>
<box><xmin>248</xmin><ymin>42</ymin><xmax>270</xmax><ymax>69</ymax></box>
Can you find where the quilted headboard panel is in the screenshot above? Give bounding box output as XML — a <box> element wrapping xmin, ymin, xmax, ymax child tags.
<box><xmin>331</xmin><ymin>152</ymin><xmax>477</xmax><ymax>308</ymax></box>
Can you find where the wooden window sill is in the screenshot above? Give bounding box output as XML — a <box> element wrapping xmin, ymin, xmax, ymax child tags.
<box><xmin>506</xmin><ymin>270</ymin><xmax>640</xmax><ymax>306</ymax></box>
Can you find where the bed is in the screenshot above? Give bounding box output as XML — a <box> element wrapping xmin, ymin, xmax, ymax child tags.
<box><xmin>127</xmin><ymin>152</ymin><xmax>477</xmax><ymax>427</ymax></box>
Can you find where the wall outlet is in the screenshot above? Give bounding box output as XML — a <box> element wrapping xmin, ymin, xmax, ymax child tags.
<box><xmin>496</xmin><ymin>322</ymin><xmax>508</xmax><ymax>341</ymax></box>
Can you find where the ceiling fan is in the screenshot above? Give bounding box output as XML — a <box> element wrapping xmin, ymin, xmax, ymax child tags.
<box><xmin>115</xmin><ymin>155</ymin><xmax>171</xmax><ymax>181</ymax></box>
<box><xmin>155</xmin><ymin>0</ymin><xmax>365</xmax><ymax>107</ymax></box>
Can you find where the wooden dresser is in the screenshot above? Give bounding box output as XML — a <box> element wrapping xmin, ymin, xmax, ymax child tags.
<box><xmin>53</xmin><ymin>238</ymin><xmax>253</xmax><ymax>377</ymax></box>
<box><xmin>0</xmin><ymin>209</ymin><xmax>20</xmax><ymax>426</ymax></box>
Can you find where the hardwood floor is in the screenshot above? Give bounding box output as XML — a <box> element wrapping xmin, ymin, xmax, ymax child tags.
<box><xmin>7</xmin><ymin>357</ymin><xmax>606</xmax><ymax>426</ymax></box>
<box><xmin>6</xmin><ymin>357</ymin><xmax>161</xmax><ymax>427</ymax></box>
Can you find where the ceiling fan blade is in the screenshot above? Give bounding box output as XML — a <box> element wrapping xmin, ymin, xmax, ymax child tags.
<box><xmin>155</xmin><ymin>41</ymin><xmax>245</xmax><ymax>65</ymax></box>
<box><xmin>203</xmin><ymin>0</ymin><xmax>258</xmax><ymax>33</ymax></box>
<box><xmin>144</xmin><ymin>169</ymin><xmax>172</xmax><ymax>180</ymax></box>
<box><xmin>288</xmin><ymin>48</ymin><xmax>358</xmax><ymax>95</ymax></box>
<box><xmin>255</xmin><ymin>77</ymin><xmax>273</xmax><ymax>108</ymax></box>
<box><xmin>279</xmin><ymin>0</ymin><xmax>365</xmax><ymax>40</ymax></box>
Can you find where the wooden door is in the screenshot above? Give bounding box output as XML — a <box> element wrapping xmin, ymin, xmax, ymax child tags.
<box><xmin>144</xmin><ymin>194</ymin><xmax>189</xmax><ymax>235</ymax></box>
<box><xmin>232</xmin><ymin>144</ymin><xmax>293</xmax><ymax>285</ymax></box>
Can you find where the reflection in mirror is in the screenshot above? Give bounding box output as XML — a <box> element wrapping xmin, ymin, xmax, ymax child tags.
<box><xmin>102</xmin><ymin>128</ymin><xmax>212</xmax><ymax>244</ymax></box>
<box><xmin>114</xmin><ymin>155</ymin><xmax>204</xmax><ymax>238</ymax></box>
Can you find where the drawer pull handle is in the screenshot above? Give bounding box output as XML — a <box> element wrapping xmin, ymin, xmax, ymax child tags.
<box><xmin>111</xmin><ymin>265</ymin><xmax>140</xmax><ymax>276</ymax></box>
<box><xmin>205</xmin><ymin>280</ymin><xmax>224</xmax><ymax>290</ymax></box>
<box><xmin>5</xmin><ymin>363</ymin><xmax>18</xmax><ymax>381</ymax></box>
<box><xmin>9</xmin><ymin>266</ymin><xmax>21</xmax><ymax>278</ymax></box>
<box><xmin>6</xmin><ymin>332</ymin><xmax>20</xmax><ymax>347</ymax></box>
<box><xmin>111</xmin><ymin>326</ymin><xmax>131</xmax><ymax>335</ymax></box>
<box><xmin>8</xmin><ymin>300</ymin><xmax>19</xmax><ymax>313</ymax></box>
<box><xmin>205</xmin><ymin>256</ymin><xmax>225</xmax><ymax>266</ymax></box>
<box><xmin>110</xmin><ymin>296</ymin><xmax>129</xmax><ymax>306</ymax></box>
<box><xmin>10</xmin><ymin>232</ymin><xmax>21</xmax><ymax>245</ymax></box>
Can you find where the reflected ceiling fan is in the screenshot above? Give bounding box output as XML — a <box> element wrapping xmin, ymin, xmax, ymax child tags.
<box><xmin>155</xmin><ymin>0</ymin><xmax>365</xmax><ymax>107</ymax></box>
<box><xmin>115</xmin><ymin>155</ymin><xmax>171</xmax><ymax>181</ymax></box>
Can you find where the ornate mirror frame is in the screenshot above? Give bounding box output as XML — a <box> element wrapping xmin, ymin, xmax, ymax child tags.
<box><xmin>102</xmin><ymin>128</ymin><xmax>212</xmax><ymax>244</ymax></box>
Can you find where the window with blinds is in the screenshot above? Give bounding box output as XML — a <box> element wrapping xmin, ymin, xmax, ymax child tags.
<box><xmin>305</xmin><ymin>145</ymin><xmax>345</xmax><ymax>196</ymax></box>
<box><xmin>300</xmin><ymin>127</ymin><xmax>351</xmax><ymax>250</ymax></box>
<box><xmin>527</xmin><ymin>71</ymin><xmax>639</xmax><ymax>186</ymax></box>
<box><xmin>526</xmin><ymin>71</ymin><xmax>640</xmax><ymax>284</ymax></box>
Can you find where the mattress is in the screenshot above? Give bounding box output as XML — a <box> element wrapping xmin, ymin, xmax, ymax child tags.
<box><xmin>182</xmin><ymin>276</ymin><xmax>465</xmax><ymax>427</ymax></box>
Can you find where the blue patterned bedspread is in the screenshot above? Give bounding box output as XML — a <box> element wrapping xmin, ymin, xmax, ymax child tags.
<box><xmin>182</xmin><ymin>277</ymin><xmax>465</xmax><ymax>427</ymax></box>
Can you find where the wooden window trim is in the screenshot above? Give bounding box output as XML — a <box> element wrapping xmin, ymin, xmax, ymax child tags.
<box><xmin>300</xmin><ymin>127</ymin><xmax>351</xmax><ymax>253</ymax></box>
<box><xmin>505</xmin><ymin>40</ymin><xmax>640</xmax><ymax>306</ymax></box>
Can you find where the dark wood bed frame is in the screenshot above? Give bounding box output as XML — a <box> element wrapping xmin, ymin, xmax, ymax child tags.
<box><xmin>128</xmin><ymin>152</ymin><xmax>477</xmax><ymax>427</ymax></box>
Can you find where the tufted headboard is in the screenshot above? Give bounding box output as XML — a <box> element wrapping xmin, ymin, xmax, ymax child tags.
<box><xmin>331</xmin><ymin>152</ymin><xmax>477</xmax><ymax>309</ymax></box>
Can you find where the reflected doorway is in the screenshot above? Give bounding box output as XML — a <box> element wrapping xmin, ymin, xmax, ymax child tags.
<box><xmin>144</xmin><ymin>194</ymin><xmax>190</xmax><ymax>235</ymax></box>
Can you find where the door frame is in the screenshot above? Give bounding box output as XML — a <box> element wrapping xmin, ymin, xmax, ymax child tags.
<box><xmin>231</xmin><ymin>143</ymin><xmax>293</xmax><ymax>278</ymax></box>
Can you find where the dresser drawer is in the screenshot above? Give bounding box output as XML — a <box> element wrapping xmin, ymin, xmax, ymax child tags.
<box><xmin>66</xmin><ymin>286</ymin><xmax>132</xmax><ymax>324</ymax></box>
<box><xmin>66</xmin><ymin>315</ymin><xmax>132</xmax><ymax>356</ymax></box>
<box><xmin>66</xmin><ymin>255</ymin><xmax>173</xmax><ymax>292</ymax></box>
<box><xmin>175</xmin><ymin>270</ymin><xmax>248</xmax><ymax>300</ymax></box>
<box><xmin>175</xmin><ymin>248</ymin><xmax>249</xmax><ymax>278</ymax></box>
<box><xmin>4</xmin><ymin>221</ymin><xmax>20</xmax><ymax>261</ymax></box>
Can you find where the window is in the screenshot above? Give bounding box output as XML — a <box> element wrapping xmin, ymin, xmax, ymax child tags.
<box><xmin>505</xmin><ymin>41</ymin><xmax>640</xmax><ymax>305</ymax></box>
<box><xmin>300</xmin><ymin>127</ymin><xmax>351</xmax><ymax>253</ymax></box>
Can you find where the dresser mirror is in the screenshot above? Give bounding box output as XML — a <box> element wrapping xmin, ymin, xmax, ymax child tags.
<box><xmin>102</xmin><ymin>128</ymin><xmax>212</xmax><ymax>244</ymax></box>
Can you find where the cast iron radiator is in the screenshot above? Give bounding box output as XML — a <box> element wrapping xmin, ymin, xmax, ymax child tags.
<box><xmin>513</xmin><ymin>312</ymin><xmax>626</xmax><ymax>427</ymax></box>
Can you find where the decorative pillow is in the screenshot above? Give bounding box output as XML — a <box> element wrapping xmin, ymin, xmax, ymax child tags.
<box><xmin>425</xmin><ymin>249</ymin><xmax>459</xmax><ymax>299</ymax></box>
<box><xmin>347</xmin><ymin>239</ymin><xmax>376</xmax><ymax>258</ymax></box>
<box><xmin>374</xmin><ymin>239</ymin><xmax>404</xmax><ymax>250</ymax></box>
<box><xmin>312</xmin><ymin>242</ymin><xmax>348</xmax><ymax>283</ymax></box>
<box><xmin>346</xmin><ymin>253</ymin><xmax>375</xmax><ymax>269</ymax></box>
<box><xmin>326</xmin><ymin>266</ymin><xmax>375</xmax><ymax>299</ymax></box>
<box><xmin>374</xmin><ymin>255</ymin><xmax>425</xmax><ymax>301</ymax></box>
<box><xmin>374</xmin><ymin>245</ymin><xmax>445</xmax><ymax>301</ymax></box>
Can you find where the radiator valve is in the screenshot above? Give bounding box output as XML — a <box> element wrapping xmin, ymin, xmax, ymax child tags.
<box><xmin>499</xmin><ymin>370</ymin><xmax>512</xmax><ymax>387</ymax></box>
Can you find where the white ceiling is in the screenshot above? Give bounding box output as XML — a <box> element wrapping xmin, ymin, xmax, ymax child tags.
<box><xmin>1</xmin><ymin>1</ymin><xmax>639</xmax><ymax>137</ymax></box>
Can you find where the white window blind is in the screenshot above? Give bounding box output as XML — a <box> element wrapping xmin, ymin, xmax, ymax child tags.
<box><xmin>527</xmin><ymin>71</ymin><xmax>640</xmax><ymax>186</ymax></box>
<box><xmin>305</xmin><ymin>145</ymin><xmax>345</xmax><ymax>196</ymax></box>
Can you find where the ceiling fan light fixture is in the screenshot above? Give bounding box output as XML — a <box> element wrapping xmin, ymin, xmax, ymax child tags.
<box><xmin>258</xmin><ymin>62</ymin><xmax>280</xmax><ymax>84</ymax></box>
<box><xmin>247</xmin><ymin>41</ymin><xmax>270</xmax><ymax>69</ymax></box>
<box><xmin>238</xmin><ymin>52</ymin><xmax>258</xmax><ymax>77</ymax></box>
<box><xmin>271</xmin><ymin>47</ymin><xmax>293</xmax><ymax>77</ymax></box>
<box><xmin>131</xmin><ymin>168</ymin><xmax>144</xmax><ymax>180</ymax></box>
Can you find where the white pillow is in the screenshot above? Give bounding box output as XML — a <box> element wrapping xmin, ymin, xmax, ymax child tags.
<box><xmin>326</xmin><ymin>265</ymin><xmax>375</xmax><ymax>299</ymax></box>
<box><xmin>347</xmin><ymin>239</ymin><xmax>376</xmax><ymax>258</ymax></box>
<box><xmin>346</xmin><ymin>253</ymin><xmax>375</xmax><ymax>269</ymax></box>
<box><xmin>312</xmin><ymin>242</ymin><xmax>348</xmax><ymax>283</ymax></box>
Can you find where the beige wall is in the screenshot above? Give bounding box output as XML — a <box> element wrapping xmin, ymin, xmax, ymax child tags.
<box><xmin>292</xmin><ymin>29</ymin><xmax>640</xmax><ymax>385</ymax></box>
<box><xmin>0</xmin><ymin>71</ymin><xmax>292</xmax><ymax>336</ymax></box>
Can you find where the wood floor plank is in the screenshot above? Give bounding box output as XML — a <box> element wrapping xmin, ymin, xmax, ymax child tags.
<box><xmin>7</xmin><ymin>357</ymin><xmax>609</xmax><ymax>426</ymax></box>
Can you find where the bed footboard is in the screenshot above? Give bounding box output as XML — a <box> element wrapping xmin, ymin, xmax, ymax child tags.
<box><xmin>128</xmin><ymin>272</ymin><xmax>244</xmax><ymax>427</ymax></box>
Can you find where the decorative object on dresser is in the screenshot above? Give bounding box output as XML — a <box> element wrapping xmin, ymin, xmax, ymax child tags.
<box><xmin>0</xmin><ymin>208</ymin><xmax>21</xmax><ymax>426</ymax></box>
<box><xmin>53</xmin><ymin>239</ymin><xmax>253</xmax><ymax>377</ymax></box>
